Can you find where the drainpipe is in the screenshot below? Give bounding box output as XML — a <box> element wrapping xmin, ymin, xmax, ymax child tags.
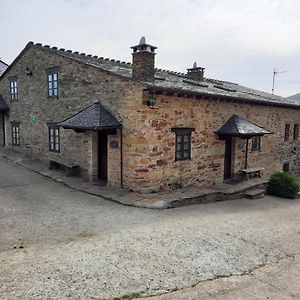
<box><xmin>120</xmin><ymin>127</ymin><xmax>123</xmax><ymax>188</ymax></box>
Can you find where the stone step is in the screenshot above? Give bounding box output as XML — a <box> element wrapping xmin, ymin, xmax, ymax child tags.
<box><xmin>244</xmin><ymin>189</ymin><xmax>265</xmax><ymax>199</ymax></box>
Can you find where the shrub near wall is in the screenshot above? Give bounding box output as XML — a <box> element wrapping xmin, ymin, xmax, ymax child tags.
<box><xmin>267</xmin><ymin>172</ymin><xmax>300</xmax><ymax>199</ymax></box>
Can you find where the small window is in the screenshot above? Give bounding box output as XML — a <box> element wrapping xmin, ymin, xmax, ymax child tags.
<box><xmin>293</xmin><ymin>124</ymin><xmax>299</xmax><ymax>140</ymax></box>
<box><xmin>47</xmin><ymin>67</ymin><xmax>59</xmax><ymax>98</ymax></box>
<box><xmin>48</xmin><ymin>125</ymin><xmax>60</xmax><ymax>152</ymax></box>
<box><xmin>9</xmin><ymin>77</ymin><xmax>18</xmax><ymax>100</ymax></box>
<box><xmin>283</xmin><ymin>162</ymin><xmax>290</xmax><ymax>172</ymax></box>
<box><xmin>251</xmin><ymin>136</ymin><xmax>261</xmax><ymax>151</ymax></box>
<box><xmin>284</xmin><ymin>124</ymin><xmax>290</xmax><ymax>141</ymax></box>
<box><xmin>171</xmin><ymin>128</ymin><xmax>195</xmax><ymax>161</ymax></box>
<box><xmin>11</xmin><ymin>123</ymin><xmax>20</xmax><ymax>146</ymax></box>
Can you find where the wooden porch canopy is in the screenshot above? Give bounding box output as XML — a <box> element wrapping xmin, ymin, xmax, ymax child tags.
<box><xmin>58</xmin><ymin>102</ymin><xmax>122</xmax><ymax>133</ymax></box>
<box><xmin>216</xmin><ymin>115</ymin><xmax>271</xmax><ymax>169</ymax></box>
<box><xmin>0</xmin><ymin>94</ymin><xmax>9</xmax><ymax>114</ymax></box>
<box><xmin>215</xmin><ymin>114</ymin><xmax>271</xmax><ymax>139</ymax></box>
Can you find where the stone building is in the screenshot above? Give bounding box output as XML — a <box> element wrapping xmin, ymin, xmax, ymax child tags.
<box><xmin>0</xmin><ymin>37</ymin><xmax>299</xmax><ymax>192</ymax></box>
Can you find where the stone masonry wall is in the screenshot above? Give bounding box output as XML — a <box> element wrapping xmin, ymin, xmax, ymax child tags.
<box><xmin>123</xmin><ymin>93</ymin><xmax>300</xmax><ymax>192</ymax></box>
<box><xmin>0</xmin><ymin>45</ymin><xmax>145</xmax><ymax>188</ymax></box>
<box><xmin>0</xmin><ymin>44</ymin><xmax>299</xmax><ymax>192</ymax></box>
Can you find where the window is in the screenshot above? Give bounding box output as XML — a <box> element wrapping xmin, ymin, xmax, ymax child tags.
<box><xmin>48</xmin><ymin>125</ymin><xmax>60</xmax><ymax>152</ymax></box>
<box><xmin>9</xmin><ymin>77</ymin><xmax>18</xmax><ymax>100</ymax></box>
<box><xmin>293</xmin><ymin>124</ymin><xmax>299</xmax><ymax>140</ymax></box>
<box><xmin>171</xmin><ymin>128</ymin><xmax>195</xmax><ymax>161</ymax></box>
<box><xmin>47</xmin><ymin>67</ymin><xmax>59</xmax><ymax>98</ymax></box>
<box><xmin>283</xmin><ymin>162</ymin><xmax>290</xmax><ymax>172</ymax></box>
<box><xmin>284</xmin><ymin>124</ymin><xmax>290</xmax><ymax>141</ymax></box>
<box><xmin>251</xmin><ymin>136</ymin><xmax>261</xmax><ymax>151</ymax></box>
<box><xmin>11</xmin><ymin>123</ymin><xmax>20</xmax><ymax>146</ymax></box>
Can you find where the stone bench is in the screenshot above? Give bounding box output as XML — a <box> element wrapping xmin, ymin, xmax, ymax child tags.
<box><xmin>244</xmin><ymin>189</ymin><xmax>265</xmax><ymax>199</ymax></box>
<box><xmin>239</xmin><ymin>167</ymin><xmax>264</xmax><ymax>181</ymax></box>
<box><xmin>49</xmin><ymin>158</ymin><xmax>80</xmax><ymax>177</ymax></box>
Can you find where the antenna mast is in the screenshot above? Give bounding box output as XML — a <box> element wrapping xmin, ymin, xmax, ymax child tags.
<box><xmin>272</xmin><ymin>68</ymin><xmax>286</xmax><ymax>95</ymax></box>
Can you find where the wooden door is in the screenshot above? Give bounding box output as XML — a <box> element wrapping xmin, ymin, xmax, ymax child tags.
<box><xmin>98</xmin><ymin>133</ymin><xmax>108</xmax><ymax>181</ymax></box>
<box><xmin>224</xmin><ymin>137</ymin><xmax>232</xmax><ymax>179</ymax></box>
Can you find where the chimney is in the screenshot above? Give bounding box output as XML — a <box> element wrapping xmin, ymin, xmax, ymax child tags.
<box><xmin>131</xmin><ymin>36</ymin><xmax>157</xmax><ymax>82</ymax></box>
<box><xmin>186</xmin><ymin>62</ymin><xmax>205</xmax><ymax>81</ymax></box>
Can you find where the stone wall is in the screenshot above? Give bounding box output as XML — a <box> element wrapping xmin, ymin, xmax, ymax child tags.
<box><xmin>0</xmin><ymin>115</ymin><xmax>4</xmax><ymax>146</ymax></box>
<box><xmin>0</xmin><ymin>44</ymin><xmax>299</xmax><ymax>192</ymax></box>
<box><xmin>123</xmin><ymin>94</ymin><xmax>300</xmax><ymax>192</ymax></box>
<box><xmin>0</xmin><ymin>45</ymin><xmax>145</xmax><ymax>188</ymax></box>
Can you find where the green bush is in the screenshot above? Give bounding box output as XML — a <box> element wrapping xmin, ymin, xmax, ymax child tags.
<box><xmin>268</xmin><ymin>172</ymin><xmax>300</xmax><ymax>199</ymax></box>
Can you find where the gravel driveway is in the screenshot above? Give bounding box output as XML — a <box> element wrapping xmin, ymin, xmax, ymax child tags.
<box><xmin>0</xmin><ymin>157</ymin><xmax>300</xmax><ymax>299</ymax></box>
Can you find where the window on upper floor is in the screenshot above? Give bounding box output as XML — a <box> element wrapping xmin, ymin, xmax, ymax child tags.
<box><xmin>48</xmin><ymin>124</ymin><xmax>60</xmax><ymax>152</ymax></box>
<box><xmin>9</xmin><ymin>77</ymin><xmax>18</xmax><ymax>100</ymax></box>
<box><xmin>171</xmin><ymin>128</ymin><xmax>195</xmax><ymax>161</ymax></box>
<box><xmin>284</xmin><ymin>124</ymin><xmax>290</xmax><ymax>141</ymax></box>
<box><xmin>11</xmin><ymin>122</ymin><xmax>20</xmax><ymax>146</ymax></box>
<box><xmin>251</xmin><ymin>136</ymin><xmax>261</xmax><ymax>151</ymax></box>
<box><xmin>47</xmin><ymin>67</ymin><xmax>59</xmax><ymax>98</ymax></box>
<box><xmin>293</xmin><ymin>124</ymin><xmax>299</xmax><ymax>140</ymax></box>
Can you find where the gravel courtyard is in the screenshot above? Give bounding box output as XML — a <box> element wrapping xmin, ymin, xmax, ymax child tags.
<box><xmin>0</xmin><ymin>157</ymin><xmax>300</xmax><ymax>299</ymax></box>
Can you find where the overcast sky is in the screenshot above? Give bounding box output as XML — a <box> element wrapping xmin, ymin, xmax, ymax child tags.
<box><xmin>1</xmin><ymin>0</ymin><xmax>299</xmax><ymax>96</ymax></box>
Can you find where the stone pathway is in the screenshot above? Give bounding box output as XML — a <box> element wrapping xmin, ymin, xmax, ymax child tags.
<box><xmin>1</xmin><ymin>149</ymin><xmax>268</xmax><ymax>209</ymax></box>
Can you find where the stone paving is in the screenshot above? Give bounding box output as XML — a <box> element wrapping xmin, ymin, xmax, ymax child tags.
<box><xmin>1</xmin><ymin>149</ymin><xmax>268</xmax><ymax>209</ymax></box>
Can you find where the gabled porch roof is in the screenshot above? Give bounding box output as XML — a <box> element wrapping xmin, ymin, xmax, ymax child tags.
<box><xmin>58</xmin><ymin>102</ymin><xmax>122</xmax><ymax>131</ymax></box>
<box><xmin>216</xmin><ymin>114</ymin><xmax>271</xmax><ymax>138</ymax></box>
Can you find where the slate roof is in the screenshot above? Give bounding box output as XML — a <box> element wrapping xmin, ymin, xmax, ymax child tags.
<box><xmin>58</xmin><ymin>102</ymin><xmax>122</xmax><ymax>131</ymax></box>
<box><xmin>0</xmin><ymin>94</ymin><xmax>9</xmax><ymax>113</ymax></box>
<box><xmin>216</xmin><ymin>114</ymin><xmax>271</xmax><ymax>137</ymax></box>
<box><xmin>2</xmin><ymin>42</ymin><xmax>300</xmax><ymax>109</ymax></box>
<box><xmin>0</xmin><ymin>60</ymin><xmax>8</xmax><ymax>76</ymax></box>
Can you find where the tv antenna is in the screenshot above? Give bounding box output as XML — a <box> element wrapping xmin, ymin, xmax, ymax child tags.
<box><xmin>272</xmin><ymin>68</ymin><xmax>286</xmax><ymax>94</ymax></box>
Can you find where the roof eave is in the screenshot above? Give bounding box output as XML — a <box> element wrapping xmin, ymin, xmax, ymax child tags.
<box><xmin>0</xmin><ymin>42</ymin><xmax>34</xmax><ymax>80</ymax></box>
<box><xmin>60</xmin><ymin>124</ymin><xmax>122</xmax><ymax>131</ymax></box>
<box><xmin>144</xmin><ymin>85</ymin><xmax>300</xmax><ymax>110</ymax></box>
<box><xmin>216</xmin><ymin>132</ymin><xmax>271</xmax><ymax>138</ymax></box>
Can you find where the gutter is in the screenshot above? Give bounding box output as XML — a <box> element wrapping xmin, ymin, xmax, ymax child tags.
<box><xmin>144</xmin><ymin>85</ymin><xmax>300</xmax><ymax>110</ymax></box>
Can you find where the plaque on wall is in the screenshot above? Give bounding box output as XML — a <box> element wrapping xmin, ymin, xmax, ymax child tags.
<box><xmin>110</xmin><ymin>140</ymin><xmax>119</xmax><ymax>148</ymax></box>
<box><xmin>31</xmin><ymin>116</ymin><xmax>37</xmax><ymax>125</ymax></box>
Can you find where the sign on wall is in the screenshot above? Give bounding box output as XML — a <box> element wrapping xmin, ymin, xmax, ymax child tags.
<box><xmin>31</xmin><ymin>116</ymin><xmax>37</xmax><ymax>125</ymax></box>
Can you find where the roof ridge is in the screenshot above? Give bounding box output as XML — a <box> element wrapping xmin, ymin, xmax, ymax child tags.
<box><xmin>32</xmin><ymin>42</ymin><xmax>132</xmax><ymax>66</ymax></box>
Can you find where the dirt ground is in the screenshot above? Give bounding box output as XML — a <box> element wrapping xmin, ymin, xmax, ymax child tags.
<box><xmin>0</xmin><ymin>157</ymin><xmax>300</xmax><ymax>299</ymax></box>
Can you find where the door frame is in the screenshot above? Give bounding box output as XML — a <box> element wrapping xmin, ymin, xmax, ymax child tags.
<box><xmin>224</xmin><ymin>137</ymin><xmax>232</xmax><ymax>179</ymax></box>
<box><xmin>98</xmin><ymin>132</ymin><xmax>108</xmax><ymax>181</ymax></box>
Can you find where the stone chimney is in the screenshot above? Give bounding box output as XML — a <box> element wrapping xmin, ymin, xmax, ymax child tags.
<box><xmin>131</xmin><ymin>36</ymin><xmax>157</xmax><ymax>82</ymax></box>
<box><xmin>186</xmin><ymin>62</ymin><xmax>205</xmax><ymax>81</ymax></box>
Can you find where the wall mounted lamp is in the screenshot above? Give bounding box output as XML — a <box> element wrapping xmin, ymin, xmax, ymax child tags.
<box><xmin>147</xmin><ymin>93</ymin><xmax>156</xmax><ymax>107</ymax></box>
<box><xmin>25</xmin><ymin>67</ymin><xmax>32</xmax><ymax>76</ymax></box>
